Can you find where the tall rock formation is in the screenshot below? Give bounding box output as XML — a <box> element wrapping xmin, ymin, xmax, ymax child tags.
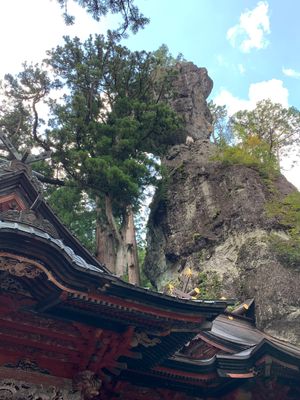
<box><xmin>144</xmin><ymin>62</ymin><xmax>300</xmax><ymax>346</ymax></box>
<box><xmin>170</xmin><ymin>62</ymin><xmax>213</xmax><ymax>140</ymax></box>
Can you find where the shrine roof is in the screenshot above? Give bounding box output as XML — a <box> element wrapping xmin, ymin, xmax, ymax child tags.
<box><xmin>114</xmin><ymin>314</ymin><xmax>299</xmax><ymax>396</ymax></box>
<box><xmin>158</xmin><ymin>314</ymin><xmax>300</xmax><ymax>379</ymax></box>
<box><xmin>0</xmin><ymin>142</ymin><xmax>232</xmax><ymax>378</ymax></box>
<box><xmin>0</xmin><ymin>153</ymin><xmax>234</xmax><ymax>315</ymax></box>
<box><xmin>0</xmin><ymin>219</ymin><xmax>103</xmax><ymax>273</ymax></box>
<box><xmin>0</xmin><ymin>163</ymin><xmax>109</xmax><ymax>272</ymax></box>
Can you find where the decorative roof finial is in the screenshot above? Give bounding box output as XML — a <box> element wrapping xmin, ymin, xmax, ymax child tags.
<box><xmin>0</xmin><ymin>127</ymin><xmax>51</xmax><ymax>165</ymax></box>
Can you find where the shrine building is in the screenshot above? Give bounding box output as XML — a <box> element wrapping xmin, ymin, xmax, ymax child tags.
<box><xmin>0</xmin><ymin>147</ymin><xmax>299</xmax><ymax>399</ymax></box>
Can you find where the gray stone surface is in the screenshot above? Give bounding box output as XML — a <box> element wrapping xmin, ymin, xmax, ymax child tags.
<box><xmin>170</xmin><ymin>62</ymin><xmax>213</xmax><ymax>140</ymax></box>
<box><xmin>145</xmin><ymin>62</ymin><xmax>300</xmax><ymax>345</ymax></box>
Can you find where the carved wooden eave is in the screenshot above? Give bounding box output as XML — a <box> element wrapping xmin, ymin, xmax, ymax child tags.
<box><xmin>1</xmin><ymin>160</ymin><xmax>300</xmax><ymax>399</ymax></box>
<box><xmin>0</xmin><ymin>162</ymin><xmax>228</xmax><ymax>316</ymax></box>
<box><xmin>0</xmin><ymin>161</ymin><xmax>232</xmax><ymax>399</ymax></box>
<box><xmin>0</xmin><ymin>163</ymin><xmax>108</xmax><ymax>270</ymax></box>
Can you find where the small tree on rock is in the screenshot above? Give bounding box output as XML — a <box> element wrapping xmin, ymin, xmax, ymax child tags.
<box><xmin>230</xmin><ymin>99</ymin><xmax>300</xmax><ymax>166</ymax></box>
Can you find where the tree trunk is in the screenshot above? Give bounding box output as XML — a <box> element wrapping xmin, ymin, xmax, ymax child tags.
<box><xmin>95</xmin><ymin>196</ymin><xmax>117</xmax><ymax>273</ymax></box>
<box><xmin>125</xmin><ymin>206</ymin><xmax>140</xmax><ymax>285</ymax></box>
<box><xmin>115</xmin><ymin>240</ymin><xmax>126</xmax><ymax>277</ymax></box>
<box><xmin>95</xmin><ymin>196</ymin><xmax>140</xmax><ymax>285</ymax></box>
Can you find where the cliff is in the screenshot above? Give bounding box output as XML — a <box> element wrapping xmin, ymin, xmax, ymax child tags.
<box><xmin>144</xmin><ymin>62</ymin><xmax>300</xmax><ymax>346</ymax></box>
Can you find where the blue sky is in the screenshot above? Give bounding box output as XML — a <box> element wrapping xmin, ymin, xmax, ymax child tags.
<box><xmin>0</xmin><ymin>0</ymin><xmax>299</xmax><ymax>186</ymax></box>
<box><xmin>125</xmin><ymin>0</ymin><xmax>300</xmax><ymax>114</ymax></box>
<box><xmin>1</xmin><ymin>1</ymin><xmax>299</xmax><ymax>111</ymax></box>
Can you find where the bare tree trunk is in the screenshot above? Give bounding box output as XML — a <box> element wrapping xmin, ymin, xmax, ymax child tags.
<box><xmin>276</xmin><ymin>146</ymin><xmax>281</xmax><ymax>169</ymax></box>
<box><xmin>95</xmin><ymin>196</ymin><xmax>117</xmax><ymax>273</ymax></box>
<box><xmin>95</xmin><ymin>196</ymin><xmax>140</xmax><ymax>285</ymax></box>
<box><xmin>95</xmin><ymin>222</ymin><xmax>116</xmax><ymax>273</ymax></box>
<box><xmin>114</xmin><ymin>213</ymin><xmax>127</xmax><ymax>279</ymax></box>
<box><xmin>125</xmin><ymin>206</ymin><xmax>140</xmax><ymax>285</ymax></box>
<box><xmin>211</xmin><ymin>129</ymin><xmax>217</xmax><ymax>145</ymax></box>
<box><xmin>115</xmin><ymin>240</ymin><xmax>126</xmax><ymax>276</ymax></box>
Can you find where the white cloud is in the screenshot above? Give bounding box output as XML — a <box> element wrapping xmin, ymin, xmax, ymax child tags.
<box><xmin>214</xmin><ymin>79</ymin><xmax>289</xmax><ymax>115</ymax></box>
<box><xmin>216</xmin><ymin>56</ymin><xmax>246</xmax><ymax>75</ymax></box>
<box><xmin>227</xmin><ymin>1</ymin><xmax>270</xmax><ymax>53</ymax></box>
<box><xmin>248</xmin><ymin>79</ymin><xmax>289</xmax><ymax>107</ymax></box>
<box><xmin>282</xmin><ymin>67</ymin><xmax>300</xmax><ymax>79</ymax></box>
<box><xmin>213</xmin><ymin>90</ymin><xmax>250</xmax><ymax>116</ymax></box>
<box><xmin>216</xmin><ymin>54</ymin><xmax>229</xmax><ymax>67</ymax></box>
<box><xmin>238</xmin><ymin>64</ymin><xmax>246</xmax><ymax>75</ymax></box>
<box><xmin>0</xmin><ymin>0</ymin><xmax>110</xmax><ymax>79</ymax></box>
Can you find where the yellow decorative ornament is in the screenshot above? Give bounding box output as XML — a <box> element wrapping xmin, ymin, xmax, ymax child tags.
<box><xmin>167</xmin><ymin>283</ymin><xmax>174</xmax><ymax>294</ymax></box>
<box><xmin>183</xmin><ymin>267</ymin><xmax>193</xmax><ymax>277</ymax></box>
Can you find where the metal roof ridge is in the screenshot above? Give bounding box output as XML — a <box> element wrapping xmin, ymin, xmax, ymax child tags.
<box><xmin>0</xmin><ymin>220</ymin><xmax>104</xmax><ymax>273</ymax></box>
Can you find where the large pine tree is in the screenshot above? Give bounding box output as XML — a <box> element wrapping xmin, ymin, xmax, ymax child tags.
<box><xmin>1</xmin><ymin>36</ymin><xmax>182</xmax><ymax>284</ymax></box>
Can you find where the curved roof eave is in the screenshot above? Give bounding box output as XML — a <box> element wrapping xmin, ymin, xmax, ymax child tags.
<box><xmin>0</xmin><ymin>221</ymin><xmax>230</xmax><ymax>318</ymax></box>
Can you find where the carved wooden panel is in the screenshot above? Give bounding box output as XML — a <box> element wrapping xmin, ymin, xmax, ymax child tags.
<box><xmin>0</xmin><ymin>274</ymin><xmax>32</xmax><ymax>297</ymax></box>
<box><xmin>0</xmin><ymin>194</ymin><xmax>26</xmax><ymax>212</ymax></box>
<box><xmin>0</xmin><ymin>256</ymin><xmax>42</xmax><ymax>279</ymax></box>
<box><xmin>0</xmin><ymin>379</ymin><xmax>82</xmax><ymax>400</ymax></box>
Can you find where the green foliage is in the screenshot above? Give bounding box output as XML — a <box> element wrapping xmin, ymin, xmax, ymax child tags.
<box><xmin>230</xmin><ymin>99</ymin><xmax>300</xmax><ymax>162</ymax></box>
<box><xmin>213</xmin><ymin>135</ymin><xmax>279</xmax><ymax>177</ymax></box>
<box><xmin>197</xmin><ymin>271</ymin><xmax>222</xmax><ymax>299</ymax></box>
<box><xmin>208</xmin><ymin>101</ymin><xmax>233</xmax><ymax>145</ymax></box>
<box><xmin>1</xmin><ymin>34</ymin><xmax>183</xmax><ymax>282</ymax></box>
<box><xmin>193</xmin><ymin>233</ymin><xmax>202</xmax><ymax>242</ymax></box>
<box><xmin>0</xmin><ymin>63</ymin><xmax>51</xmax><ymax>152</ymax></box>
<box><xmin>152</xmin><ymin>44</ymin><xmax>185</xmax><ymax>67</ymax></box>
<box><xmin>45</xmin><ymin>35</ymin><xmax>182</xmax><ymax>213</ymax></box>
<box><xmin>31</xmin><ymin>160</ymin><xmax>57</xmax><ymax>178</ymax></box>
<box><xmin>211</xmin><ymin>100</ymin><xmax>300</xmax><ymax>180</ymax></box>
<box><xmin>56</xmin><ymin>0</ymin><xmax>149</xmax><ymax>35</ymax></box>
<box><xmin>47</xmin><ymin>186</ymin><xmax>97</xmax><ymax>252</ymax></box>
<box><xmin>266</xmin><ymin>192</ymin><xmax>300</xmax><ymax>235</ymax></box>
<box><xmin>266</xmin><ymin>192</ymin><xmax>300</xmax><ymax>268</ymax></box>
<box><xmin>226</xmin><ymin>303</ymin><xmax>239</xmax><ymax>313</ymax></box>
<box><xmin>268</xmin><ymin>235</ymin><xmax>300</xmax><ymax>269</ymax></box>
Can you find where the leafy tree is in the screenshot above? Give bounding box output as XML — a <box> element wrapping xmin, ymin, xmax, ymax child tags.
<box><xmin>230</xmin><ymin>99</ymin><xmax>300</xmax><ymax>165</ymax></box>
<box><xmin>208</xmin><ymin>101</ymin><xmax>233</xmax><ymax>145</ymax></box>
<box><xmin>1</xmin><ymin>35</ymin><xmax>182</xmax><ymax>284</ymax></box>
<box><xmin>213</xmin><ymin>134</ymin><xmax>279</xmax><ymax>178</ymax></box>
<box><xmin>0</xmin><ymin>63</ymin><xmax>51</xmax><ymax>153</ymax></box>
<box><xmin>49</xmin><ymin>186</ymin><xmax>97</xmax><ymax>252</ymax></box>
<box><xmin>56</xmin><ymin>0</ymin><xmax>149</xmax><ymax>35</ymax></box>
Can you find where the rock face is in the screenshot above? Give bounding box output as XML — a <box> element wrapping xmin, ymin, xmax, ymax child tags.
<box><xmin>170</xmin><ymin>62</ymin><xmax>213</xmax><ymax>140</ymax></box>
<box><xmin>144</xmin><ymin>62</ymin><xmax>300</xmax><ymax>346</ymax></box>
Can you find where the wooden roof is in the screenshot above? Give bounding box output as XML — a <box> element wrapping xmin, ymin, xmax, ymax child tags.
<box><xmin>1</xmin><ymin>157</ymin><xmax>300</xmax><ymax>399</ymax></box>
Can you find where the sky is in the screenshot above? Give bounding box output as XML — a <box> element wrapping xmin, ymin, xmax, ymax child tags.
<box><xmin>0</xmin><ymin>0</ymin><xmax>299</xmax><ymax>187</ymax></box>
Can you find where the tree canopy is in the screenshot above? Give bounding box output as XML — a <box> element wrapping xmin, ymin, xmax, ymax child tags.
<box><xmin>45</xmin><ymin>35</ymin><xmax>181</xmax><ymax>204</ymax></box>
<box><xmin>56</xmin><ymin>0</ymin><xmax>149</xmax><ymax>35</ymax></box>
<box><xmin>208</xmin><ymin>100</ymin><xmax>233</xmax><ymax>145</ymax></box>
<box><xmin>230</xmin><ymin>99</ymin><xmax>300</xmax><ymax>164</ymax></box>
<box><xmin>210</xmin><ymin>99</ymin><xmax>300</xmax><ymax>175</ymax></box>
<box><xmin>0</xmin><ymin>36</ymin><xmax>182</xmax><ymax>283</ymax></box>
